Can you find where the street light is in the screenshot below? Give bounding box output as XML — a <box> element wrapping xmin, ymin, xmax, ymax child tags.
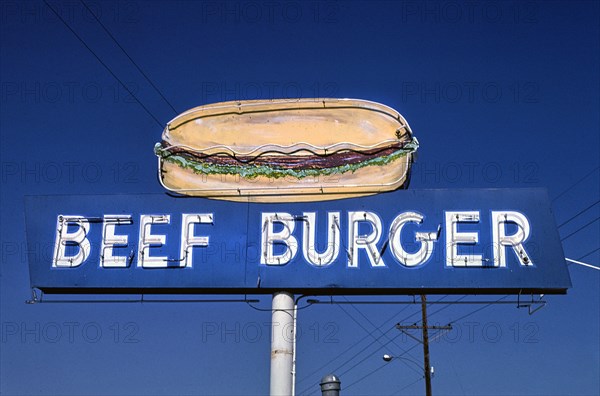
<box><xmin>382</xmin><ymin>354</ymin><xmax>431</xmax><ymax>375</ymax></box>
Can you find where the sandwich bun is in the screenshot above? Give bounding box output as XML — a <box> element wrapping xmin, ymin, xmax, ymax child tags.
<box><xmin>156</xmin><ymin>98</ymin><xmax>418</xmax><ymax>202</ymax></box>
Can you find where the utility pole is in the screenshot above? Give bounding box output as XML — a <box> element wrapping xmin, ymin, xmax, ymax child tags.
<box><xmin>421</xmin><ymin>295</ymin><xmax>432</xmax><ymax>396</ymax></box>
<box><xmin>395</xmin><ymin>295</ymin><xmax>452</xmax><ymax>396</ymax></box>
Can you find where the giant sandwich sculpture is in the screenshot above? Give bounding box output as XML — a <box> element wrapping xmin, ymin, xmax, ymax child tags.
<box><xmin>155</xmin><ymin>98</ymin><xmax>418</xmax><ymax>202</ymax></box>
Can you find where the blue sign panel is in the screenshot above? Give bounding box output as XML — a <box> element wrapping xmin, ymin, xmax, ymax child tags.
<box><xmin>24</xmin><ymin>189</ymin><xmax>571</xmax><ymax>294</ymax></box>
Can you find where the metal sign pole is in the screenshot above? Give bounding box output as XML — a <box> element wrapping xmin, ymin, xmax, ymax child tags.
<box><xmin>270</xmin><ymin>291</ymin><xmax>295</xmax><ymax>396</ymax></box>
<box><xmin>291</xmin><ymin>299</ymin><xmax>298</xmax><ymax>396</ymax></box>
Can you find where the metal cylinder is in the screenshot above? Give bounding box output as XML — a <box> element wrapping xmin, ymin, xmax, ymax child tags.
<box><xmin>320</xmin><ymin>374</ymin><xmax>341</xmax><ymax>396</ymax></box>
<box><xmin>270</xmin><ymin>291</ymin><xmax>295</xmax><ymax>396</ymax></box>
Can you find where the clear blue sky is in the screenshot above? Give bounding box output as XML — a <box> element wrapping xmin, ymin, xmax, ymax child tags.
<box><xmin>1</xmin><ymin>1</ymin><xmax>598</xmax><ymax>395</ymax></box>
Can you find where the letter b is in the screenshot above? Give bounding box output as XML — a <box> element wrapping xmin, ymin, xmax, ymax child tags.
<box><xmin>52</xmin><ymin>216</ymin><xmax>91</xmax><ymax>267</ymax></box>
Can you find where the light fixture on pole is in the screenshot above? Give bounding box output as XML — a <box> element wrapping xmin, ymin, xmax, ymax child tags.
<box><xmin>382</xmin><ymin>354</ymin><xmax>435</xmax><ymax>392</ymax></box>
<box><xmin>382</xmin><ymin>354</ymin><xmax>432</xmax><ymax>374</ymax></box>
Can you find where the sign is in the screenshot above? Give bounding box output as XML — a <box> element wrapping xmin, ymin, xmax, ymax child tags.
<box><xmin>155</xmin><ymin>98</ymin><xmax>418</xmax><ymax>202</ymax></box>
<box><xmin>25</xmin><ymin>188</ymin><xmax>571</xmax><ymax>294</ymax></box>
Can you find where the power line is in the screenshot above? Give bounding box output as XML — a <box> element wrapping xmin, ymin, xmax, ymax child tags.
<box><xmin>447</xmin><ymin>295</ymin><xmax>509</xmax><ymax>325</ymax></box>
<box><xmin>343</xmin><ymin>360</ymin><xmax>389</xmax><ymax>391</ymax></box>
<box><xmin>552</xmin><ymin>166</ymin><xmax>600</xmax><ymax>203</ymax></box>
<box><xmin>565</xmin><ymin>247</ymin><xmax>600</xmax><ymax>268</ymax></box>
<box><xmin>43</xmin><ymin>0</ymin><xmax>163</xmax><ymax>128</ymax></box>
<box><xmin>340</xmin><ymin>298</ymin><xmax>422</xmax><ymax>373</ymax></box>
<box><xmin>302</xmin><ymin>295</ymin><xmax>505</xmax><ymax>394</ymax></box>
<box><xmin>566</xmin><ymin>258</ymin><xmax>600</xmax><ymax>271</ymax></box>
<box><xmin>80</xmin><ymin>0</ymin><xmax>178</xmax><ymax>115</ymax></box>
<box><xmin>560</xmin><ymin>216</ymin><xmax>600</xmax><ymax>242</ymax></box>
<box><xmin>296</xmin><ymin>303</ymin><xmax>427</xmax><ymax>395</ymax></box>
<box><xmin>312</xmin><ymin>298</ymin><xmax>449</xmax><ymax>393</ymax></box>
<box><xmin>338</xmin><ymin>332</ymin><xmax>411</xmax><ymax>380</ymax></box>
<box><xmin>340</xmin><ymin>297</ymin><xmax>465</xmax><ymax>393</ymax></box>
<box><xmin>297</xmin><ymin>296</ymin><xmax>451</xmax><ymax>393</ymax></box>
<box><xmin>423</xmin><ymin>295</ymin><xmax>467</xmax><ymax>319</ymax></box>
<box><xmin>336</xmin><ymin>305</ymin><xmax>423</xmax><ymax>376</ymax></box>
<box><xmin>296</xmin><ymin>300</ymin><xmax>418</xmax><ymax>387</ymax></box>
<box><xmin>334</xmin><ymin>305</ymin><xmax>420</xmax><ymax>374</ymax></box>
<box><xmin>390</xmin><ymin>375</ymin><xmax>424</xmax><ymax>395</ymax></box>
<box><xmin>388</xmin><ymin>297</ymin><xmax>509</xmax><ymax>394</ymax></box>
<box><xmin>578</xmin><ymin>247</ymin><xmax>600</xmax><ymax>261</ymax></box>
<box><xmin>295</xmin><ymin>326</ymin><xmax>390</xmax><ymax>388</ymax></box>
<box><xmin>557</xmin><ymin>199</ymin><xmax>600</xmax><ymax>228</ymax></box>
<box><xmin>297</xmin><ymin>325</ymin><xmax>398</xmax><ymax>395</ymax></box>
<box><xmin>313</xmin><ymin>298</ymin><xmax>442</xmax><ymax>377</ymax></box>
<box><xmin>343</xmin><ymin>341</ymin><xmax>423</xmax><ymax>392</ymax></box>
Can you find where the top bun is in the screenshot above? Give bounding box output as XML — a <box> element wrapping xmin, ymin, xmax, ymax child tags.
<box><xmin>162</xmin><ymin>98</ymin><xmax>413</xmax><ymax>156</ymax></box>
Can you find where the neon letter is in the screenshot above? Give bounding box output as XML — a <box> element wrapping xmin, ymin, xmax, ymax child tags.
<box><xmin>389</xmin><ymin>212</ymin><xmax>438</xmax><ymax>267</ymax></box>
<box><xmin>445</xmin><ymin>211</ymin><xmax>483</xmax><ymax>267</ymax></box>
<box><xmin>302</xmin><ymin>212</ymin><xmax>340</xmax><ymax>267</ymax></box>
<box><xmin>101</xmin><ymin>215</ymin><xmax>132</xmax><ymax>268</ymax></box>
<box><xmin>180</xmin><ymin>213</ymin><xmax>213</xmax><ymax>268</ymax></box>
<box><xmin>138</xmin><ymin>214</ymin><xmax>170</xmax><ymax>268</ymax></box>
<box><xmin>53</xmin><ymin>215</ymin><xmax>91</xmax><ymax>268</ymax></box>
<box><xmin>492</xmin><ymin>211</ymin><xmax>533</xmax><ymax>267</ymax></box>
<box><xmin>261</xmin><ymin>213</ymin><xmax>298</xmax><ymax>265</ymax></box>
<box><xmin>348</xmin><ymin>211</ymin><xmax>384</xmax><ymax>268</ymax></box>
